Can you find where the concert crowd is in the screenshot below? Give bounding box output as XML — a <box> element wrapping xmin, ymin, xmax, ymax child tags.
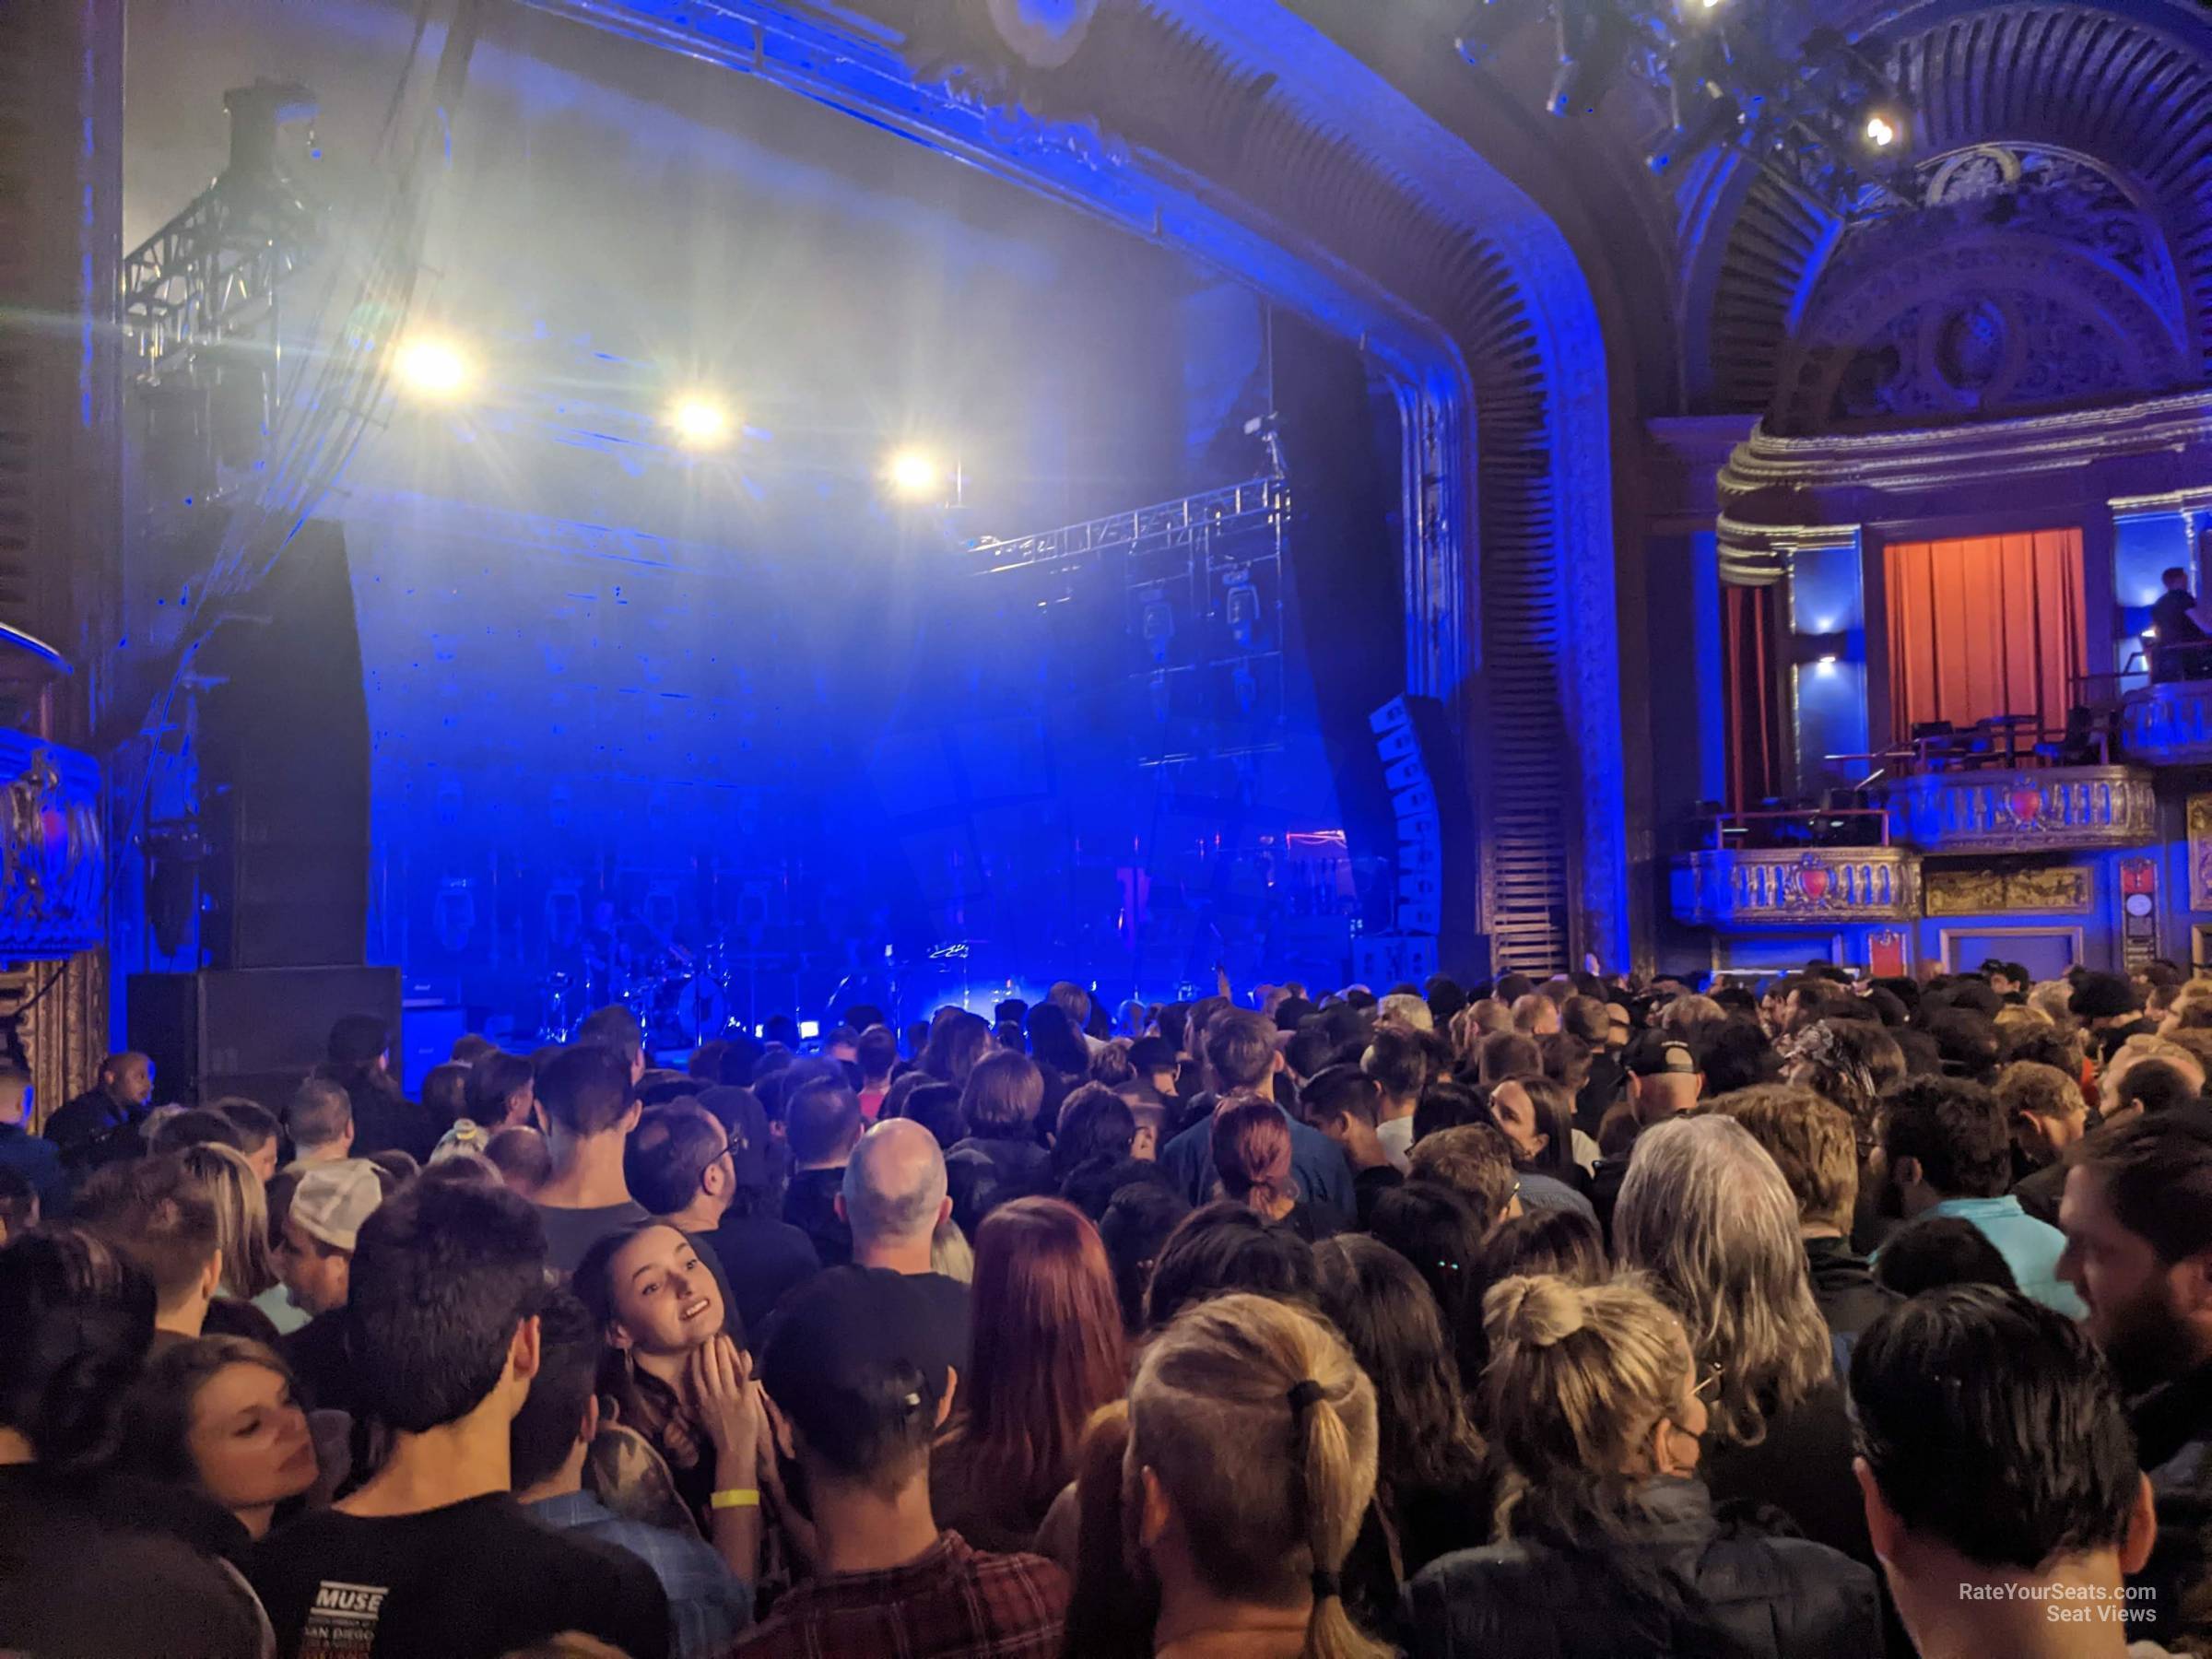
<box><xmin>4</xmin><ymin>959</ymin><xmax>2212</xmax><ymax>1658</ymax></box>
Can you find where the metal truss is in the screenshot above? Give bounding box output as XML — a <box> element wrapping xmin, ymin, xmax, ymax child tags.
<box><xmin>966</xmin><ymin>476</ymin><xmax>1288</xmax><ymax>575</ymax></box>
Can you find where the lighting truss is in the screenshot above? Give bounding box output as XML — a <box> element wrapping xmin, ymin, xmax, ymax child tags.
<box><xmin>120</xmin><ymin>83</ymin><xmax>323</xmax><ymax>385</ymax></box>
<box><xmin>1465</xmin><ymin>0</ymin><xmax>1914</xmax><ymax>213</ymax></box>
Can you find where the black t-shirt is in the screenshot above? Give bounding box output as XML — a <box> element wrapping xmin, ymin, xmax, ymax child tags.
<box><xmin>1353</xmin><ymin>1162</ymin><xmax>1405</xmax><ymax>1230</ymax></box>
<box><xmin>782</xmin><ymin>1167</ymin><xmax>853</xmax><ymax>1267</ymax></box>
<box><xmin>693</xmin><ymin>1211</ymin><xmax>821</xmax><ymax>1338</ymax></box>
<box><xmin>2152</xmin><ymin>587</ymin><xmax>2207</xmax><ymax>643</ymax></box>
<box><xmin>249</xmin><ymin>1492</ymin><xmax>671</xmax><ymax>1659</ymax></box>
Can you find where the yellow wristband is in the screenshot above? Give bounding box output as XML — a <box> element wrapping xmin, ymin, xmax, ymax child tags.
<box><xmin>710</xmin><ymin>1488</ymin><xmax>761</xmax><ymax>1511</ymax></box>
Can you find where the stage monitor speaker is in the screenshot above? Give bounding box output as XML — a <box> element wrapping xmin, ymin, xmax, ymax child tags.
<box><xmin>126</xmin><ymin>966</ymin><xmax>402</xmax><ymax>1112</ymax></box>
<box><xmin>197</xmin><ymin>518</ymin><xmax>371</xmax><ymax>969</ymax></box>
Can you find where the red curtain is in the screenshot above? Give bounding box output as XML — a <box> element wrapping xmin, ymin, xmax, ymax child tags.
<box><xmin>1721</xmin><ymin>583</ymin><xmax>1781</xmax><ymax>809</ymax></box>
<box><xmin>1883</xmin><ymin>529</ymin><xmax>2086</xmax><ymax>744</ymax></box>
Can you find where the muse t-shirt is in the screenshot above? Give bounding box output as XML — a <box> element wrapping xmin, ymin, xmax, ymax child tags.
<box><xmin>250</xmin><ymin>1491</ymin><xmax>671</xmax><ymax>1659</ymax></box>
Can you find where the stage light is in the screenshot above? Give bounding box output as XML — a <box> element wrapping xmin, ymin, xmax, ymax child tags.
<box><xmin>887</xmin><ymin>448</ymin><xmax>944</xmax><ymax>500</ymax></box>
<box><xmin>1864</xmin><ymin>112</ymin><xmax>1900</xmax><ymax>149</ymax></box>
<box><xmin>393</xmin><ymin>335</ymin><xmax>472</xmax><ymax>400</ymax></box>
<box><xmin>668</xmin><ymin>395</ymin><xmax>734</xmax><ymax>449</ymax></box>
<box><xmin>1818</xmin><ymin>654</ymin><xmax>1839</xmax><ymax>666</ymax></box>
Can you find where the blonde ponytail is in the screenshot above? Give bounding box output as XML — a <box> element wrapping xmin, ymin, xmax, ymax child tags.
<box><xmin>1129</xmin><ymin>1292</ymin><xmax>1393</xmax><ymax>1659</ymax></box>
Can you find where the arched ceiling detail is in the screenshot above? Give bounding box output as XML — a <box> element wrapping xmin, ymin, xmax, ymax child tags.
<box><xmin>1691</xmin><ymin>0</ymin><xmax>2212</xmax><ymax>418</ymax></box>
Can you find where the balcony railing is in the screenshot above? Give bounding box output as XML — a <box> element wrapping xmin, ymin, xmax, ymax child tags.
<box><xmin>1672</xmin><ymin>847</ymin><xmax>1920</xmax><ymax>928</ymax></box>
<box><xmin>1876</xmin><ymin>765</ymin><xmax>2154</xmax><ymax>854</ymax></box>
<box><xmin>2124</xmin><ymin>681</ymin><xmax>2212</xmax><ymax>767</ymax></box>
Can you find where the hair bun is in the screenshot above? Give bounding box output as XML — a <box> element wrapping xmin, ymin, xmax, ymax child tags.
<box><xmin>1484</xmin><ymin>1274</ymin><xmax>1588</xmax><ymax>1348</ymax></box>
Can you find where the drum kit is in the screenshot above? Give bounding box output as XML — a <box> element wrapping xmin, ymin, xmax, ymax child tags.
<box><xmin>539</xmin><ymin>925</ymin><xmax>735</xmax><ymax>1049</ymax></box>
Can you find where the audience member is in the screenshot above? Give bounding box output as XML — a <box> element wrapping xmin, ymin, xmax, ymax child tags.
<box><xmin>739</xmin><ymin>1266</ymin><xmax>1070</xmax><ymax>1658</ymax></box>
<box><xmin>1159</xmin><ymin>1009</ymin><xmax>1355</xmax><ymax>1225</ymax></box>
<box><xmin>1485</xmin><ymin>1076</ymin><xmax>1595</xmax><ymax>1214</ymax></box>
<box><xmin>43</xmin><ymin>1050</ymin><xmax>155</xmax><ymax>1168</ymax></box>
<box><xmin>1614</xmin><ymin>1115</ymin><xmax>1866</xmax><ymax>1566</ymax></box>
<box><xmin>1852</xmin><ymin>1286</ymin><xmax>2156</xmax><ymax>1659</ymax></box>
<box><xmin>2057</xmin><ymin>1114</ymin><xmax>2212</xmax><ymax>1645</ymax></box>
<box><xmin>533</xmin><ymin>1044</ymin><xmax>650</xmax><ymax>1276</ymax></box>
<box><xmin>950</xmin><ymin>1051</ymin><xmax>1053</xmax><ymax>1203</ymax></box>
<box><xmin>572</xmin><ymin>1221</ymin><xmax>760</xmax><ymax>1538</ymax></box>
<box><xmin>1588</xmin><ymin>1033</ymin><xmax>1702</xmax><ymax>1230</ymax></box>
<box><xmin>1313</xmin><ymin>1235</ymin><xmax>1490</xmax><ymax>1630</ymax></box>
<box><xmin>1119</xmin><ymin>1292</ymin><xmax>1390</xmax><ymax>1659</ymax></box>
<box><xmin>932</xmin><ymin>1197</ymin><xmax>1125</xmax><ymax>1552</ymax></box>
<box><xmin>577</xmin><ymin>1005</ymin><xmax>649</xmax><ymax>1088</ymax></box>
<box><xmin>0</xmin><ymin>1065</ymin><xmax>64</xmax><ymax>1221</ymax></box>
<box><xmin>214</xmin><ymin>1100</ymin><xmax>282</xmax><ymax>1182</ymax></box>
<box><xmin>76</xmin><ymin>1152</ymin><xmax>224</xmax><ymax>1346</ymax></box>
<box><xmin>630</xmin><ymin>1099</ymin><xmax>818</xmax><ymax>1336</ymax></box>
<box><xmin>151</xmin><ymin>1105</ymin><xmax>250</xmax><ymax>1160</ymax></box>
<box><xmin>1873</xmin><ymin>1075</ymin><xmax>2084</xmax><ymax>1315</ymax></box>
<box><xmin>286</xmin><ymin>1076</ymin><xmax>357</xmax><ymax>1168</ymax></box>
<box><xmin>485</xmin><ymin>1124</ymin><xmax>553</xmax><ymax>1197</ymax></box>
<box><xmin>2105</xmin><ymin>1054</ymin><xmax>2206</xmax><ymax>1127</ymax></box>
<box><xmin>1300</xmin><ymin>1065</ymin><xmax>1403</xmax><ymax>1227</ymax></box>
<box><xmin>1050</xmin><ymin>1083</ymin><xmax>1137</xmax><ymax>1182</ymax></box>
<box><xmin>1361</xmin><ymin>1026</ymin><xmax>1428</xmax><ymax>1173</ymax></box>
<box><xmin>1144</xmin><ymin>1199</ymin><xmax>1318</xmax><ymax>1329</ymax></box>
<box><xmin>1369</xmin><ymin>1181</ymin><xmax>1491</xmax><ymax>1389</ymax></box>
<box><xmin>783</xmin><ymin>1075</ymin><xmax>865</xmax><ymax>1266</ymax></box>
<box><xmin>249</xmin><ymin>1180</ymin><xmax>671</xmax><ymax>1659</ymax></box>
<box><xmin>1405</xmin><ymin>1274</ymin><xmax>1879</xmax><ymax>1659</ymax></box>
<box><xmin>178</xmin><ymin>1141</ymin><xmax>286</xmax><ymax>1323</ymax></box>
<box><xmin>421</xmin><ymin>1062</ymin><xmax>472</xmax><ymax>1136</ymax></box>
<box><xmin>1711</xmin><ymin>1084</ymin><xmax>1895</xmax><ymax>1349</ymax></box>
<box><xmin>1405</xmin><ymin>1122</ymin><xmax>1520</xmax><ymax>1231</ymax></box>
<box><xmin>122</xmin><ymin>1335</ymin><xmax>319</xmax><ymax>1542</ymax></box>
<box><xmin>1210</xmin><ymin>1096</ymin><xmax>1334</xmax><ymax>1241</ymax></box>
<box><xmin>0</xmin><ymin>1228</ymin><xmax>270</xmax><ymax>1658</ymax></box>
<box><xmin>919</xmin><ymin>1009</ymin><xmax>994</xmax><ymax>1090</ymax></box>
<box><xmin>838</xmin><ymin>1119</ymin><xmax>971</xmax><ymax>1347</ymax></box>
<box><xmin>1995</xmin><ymin>1058</ymin><xmax>2093</xmax><ymax>1225</ymax></box>
<box><xmin>1098</xmin><ymin>1181</ymin><xmax>1189</xmax><ymax>1332</ymax></box>
<box><xmin>512</xmin><ymin>1289</ymin><xmax>754</xmax><ymax>1658</ymax></box>
<box><xmin>1870</xmin><ymin>1214</ymin><xmax>2019</xmax><ymax>1298</ymax></box>
<box><xmin>2075</xmin><ymin>972</ymin><xmax>2156</xmax><ymax>1063</ymax></box>
<box><xmin>324</xmin><ymin>1014</ymin><xmax>436</xmax><ymax>1163</ymax></box>
<box><xmin>465</xmin><ymin>1052</ymin><xmax>539</xmax><ymax>1132</ymax></box>
<box><xmin>0</xmin><ymin>1165</ymin><xmax>37</xmax><ymax>1243</ymax></box>
<box><xmin>275</xmin><ymin>1158</ymin><xmax>383</xmax><ymax>1415</ymax></box>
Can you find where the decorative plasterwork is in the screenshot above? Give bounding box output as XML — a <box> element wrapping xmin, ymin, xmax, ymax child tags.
<box><xmin>1725</xmin><ymin>388</ymin><xmax>2212</xmax><ymax>495</ymax></box>
<box><xmin>0</xmin><ymin>732</ymin><xmax>105</xmax><ymax>959</ymax></box>
<box><xmin>1924</xmin><ymin>865</ymin><xmax>2093</xmax><ymax>916</ymax></box>
<box><xmin>1688</xmin><ymin>3</ymin><xmax>2212</xmax><ymax>414</ymax></box>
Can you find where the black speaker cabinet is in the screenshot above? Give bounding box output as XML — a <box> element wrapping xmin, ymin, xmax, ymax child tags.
<box><xmin>126</xmin><ymin>966</ymin><xmax>402</xmax><ymax>1112</ymax></box>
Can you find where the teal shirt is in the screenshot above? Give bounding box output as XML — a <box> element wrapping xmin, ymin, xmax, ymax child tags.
<box><xmin>1927</xmin><ymin>1194</ymin><xmax>2087</xmax><ymax>1318</ymax></box>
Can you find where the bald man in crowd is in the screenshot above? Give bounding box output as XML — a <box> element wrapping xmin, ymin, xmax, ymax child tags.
<box><xmin>837</xmin><ymin>1119</ymin><xmax>970</xmax><ymax>1363</ymax></box>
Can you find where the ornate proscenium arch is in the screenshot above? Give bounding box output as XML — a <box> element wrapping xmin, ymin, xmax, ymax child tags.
<box><xmin>520</xmin><ymin>0</ymin><xmax>1626</xmax><ymax>973</ymax></box>
<box><xmin>1692</xmin><ymin>0</ymin><xmax>2212</xmax><ymax>426</ymax></box>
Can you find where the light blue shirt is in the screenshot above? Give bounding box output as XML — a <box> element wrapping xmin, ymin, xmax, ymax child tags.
<box><xmin>252</xmin><ymin>1281</ymin><xmax>310</xmax><ymax>1335</ymax></box>
<box><xmin>1929</xmin><ymin>1194</ymin><xmax>2087</xmax><ymax>1318</ymax></box>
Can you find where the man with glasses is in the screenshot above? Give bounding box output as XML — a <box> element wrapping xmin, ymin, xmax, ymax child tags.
<box><xmin>628</xmin><ymin>1099</ymin><xmax>818</xmax><ymax>1337</ymax></box>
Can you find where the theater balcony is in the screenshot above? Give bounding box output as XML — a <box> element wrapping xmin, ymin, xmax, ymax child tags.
<box><xmin>1672</xmin><ymin>844</ymin><xmax>1921</xmax><ymax>929</ymax></box>
<box><xmin>2124</xmin><ymin>680</ymin><xmax>2212</xmax><ymax>768</ymax></box>
<box><xmin>1877</xmin><ymin>764</ymin><xmax>2157</xmax><ymax>854</ymax></box>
